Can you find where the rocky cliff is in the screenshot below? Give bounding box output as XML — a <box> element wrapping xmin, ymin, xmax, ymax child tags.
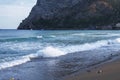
<box><xmin>18</xmin><ymin>0</ymin><xmax>120</xmax><ymax>30</ymax></box>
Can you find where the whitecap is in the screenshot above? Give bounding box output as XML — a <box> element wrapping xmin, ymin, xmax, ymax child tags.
<box><xmin>0</xmin><ymin>53</ymin><xmax>38</xmax><ymax>70</ymax></box>
<box><xmin>116</xmin><ymin>38</ymin><xmax>120</xmax><ymax>43</ymax></box>
<box><xmin>38</xmin><ymin>46</ymin><xmax>66</xmax><ymax>57</ymax></box>
<box><xmin>1</xmin><ymin>38</ymin><xmax>120</xmax><ymax>70</ymax></box>
<box><xmin>50</xmin><ymin>35</ymin><xmax>56</xmax><ymax>38</ymax></box>
<box><xmin>37</xmin><ymin>39</ymin><xmax>118</xmax><ymax>58</ymax></box>
<box><xmin>36</xmin><ymin>35</ymin><xmax>43</xmax><ymax>39</ymax></box>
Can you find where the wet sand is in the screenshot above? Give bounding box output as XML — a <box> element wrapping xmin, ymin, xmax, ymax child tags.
<box><xmin>64</xmin><ymin>58</ymin><xmax>120</xmax><ymax>80</ymax></box>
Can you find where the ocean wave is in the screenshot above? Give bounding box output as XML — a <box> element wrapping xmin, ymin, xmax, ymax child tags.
<box><xmin>0</xmin><ymin>42</ymin><xmax>42</xmax><ymax>51</ymax></box>
<box><xmin>40</xmin><ymin>41</ymin><xmax>107</xmax><ymax>57</ymax></box>
<box><xmin>0</xmin><ymin>36</ymin><xmax>44</xmax><ymax>42</ymax></box>
<box><xmin>72</xmin><ymin>33</ymin><xmax>120</xmax><ymax>37</ymax></box>
<box><xmin>72</xmin><ymin>33</ymin><xmax>86</xmax><ymax>36</ymax></box>
<box><xmin>38</xmin><ymin>38</ymin><xmax>120</xmax><ymax>58</ymax></box>
<box><xmin>50</xmin><ymin>35</ymin><xmax>56</xmax><ymax>38</ymax></box>
<box><xmin>0</xmin><ymin>54</ymin><xmax>38</xmax><ymax>70</ymax></box>
<box><xmin>36</xmin><ymin>36</ymin><xmax>43</xmax><ymax>39</ymax></box>
<box><xmin>1</xmin><ymin>38</ymin><xmax>120</xmax><ymax>70</ymax></box>
<box><xmin>116</xmin><ymin>38</ymin><xmax>120</xmax><ymax>43</ymax></box>
<box><xmin>0</xmin><ymin>35</ymin><xmax>57</xmax><ymax>42</ymax></box>
<box><xmin>38</xmin><ymin>46</ymin><xmax>66</xmax><ymax>57</ymax></box>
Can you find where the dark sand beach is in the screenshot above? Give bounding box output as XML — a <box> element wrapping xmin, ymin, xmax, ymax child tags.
<box><xmin>64</xmin><ymin>58</ymin><xmax>120</xmax><ymax>80</ymax></box>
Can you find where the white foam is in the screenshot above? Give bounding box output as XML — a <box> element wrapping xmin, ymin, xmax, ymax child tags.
<box><xmin>39</xmin><ymin>46</ymin><xmax>66</xmax><ymax>57</ymax></box>
<box><xmin>50</xmin><ymin>35</ymin><xmax>56</xmax><ymax>38</ymax></box>
<box><xmin>64</xmin><ymin>40</ymin><xmax>109</xmax><ymax>53</ymax></box>
<box><xmin>0</xmin><ymin>54</ymin><xmax>38</xmax><ymax>70</ymax></box>
<box><xmin>72</xmin><ymin>33</ymin><xmax>86</xmax><ymax>36</ymax></box>
<box><xmin>37</xmin><ymin>40</ymin><xmax>111</xmax><ymax>58</ymax></box>
<box><xmin>0</xmin><ymin>58</ymin><xmax>30</xmax><ymax>70</ymax></box>
<box><xmin>1</xmin><ymin>38</ymin><xmax>120</xmax><ymax>70</ymax></box>
<box><xmin>1</xmin><ymin>42</ymin><xmax>42</xmax><ymax>51</ymax></box>
<box><xmin>116</xmin><ymin>38</ymin><xmax>120</xmax><ymax>43</ymax></box>
<box><xmin>36</xmin><ymin>35</ymin><xmax>43</xmax><ymax>39</ymax></box>
<box><xmin>72</xmin><ymin>33</ymin><xmax>120</xmax><ymax>37</ymax></box>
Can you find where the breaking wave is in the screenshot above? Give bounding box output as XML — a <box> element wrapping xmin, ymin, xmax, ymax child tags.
<box><xmin>0</xmin><ymin>54</ymin><xmax>38</xmax><ymax>70</ymax></box>
<box><xmin>38</xmin><ymin>38</ymin><xmax>120</xmax><ymax>58</ymax></box>
<box><xmin>0</xmin><ymin>38</ymin><xmax>120</xmax><ymax>70</ymax></box>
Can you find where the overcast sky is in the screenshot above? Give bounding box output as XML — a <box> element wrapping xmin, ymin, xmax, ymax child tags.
<box><xmin>0</xmin><ymin>0</ymin><xmax>36</xmax><ymax>29</ymax></box>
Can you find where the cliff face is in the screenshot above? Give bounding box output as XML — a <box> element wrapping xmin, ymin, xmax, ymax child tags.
<box><xmin>18</xmin><ymin>0</ymin><xmax>120</xmax><ymax>30</ymax></box>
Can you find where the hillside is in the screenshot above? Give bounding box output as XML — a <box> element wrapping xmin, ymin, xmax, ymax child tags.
<box><xmin>18</xmin><ymin>0</ymin><xmax>120</xmax><ymax>30</ymax></box>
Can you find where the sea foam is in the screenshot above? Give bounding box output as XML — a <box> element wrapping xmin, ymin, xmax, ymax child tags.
<box><xmin>116</xmin><ymin>38</ymin><xmax>120</xmax><ymax>43</ymax></box>
<box><xmin>39</xmin><ymin>38</ymin><xmax>120</xmax><ymax>58</ymax></box>
<box><xmin>36</xmin><ymin>35</ymin><xmax>43</xmax><ymax>39</ymax></box>
<box><xmin>38</xmin><ymin>46</ymin><xmax>66</xmax><ymax>57</ymax></box>
<box><xmin>0</xmin><ymin>38</ymin><xmax>120</xmax><ymax>70</ymax></box>
<box><xmin>0</xmin><ymin>54</ymin><xmax>38</xmax><ymax>70</ymax></box>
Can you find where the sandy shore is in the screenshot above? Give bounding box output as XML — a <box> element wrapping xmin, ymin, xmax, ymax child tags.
<box><xmin>64</xmin><ymin>58</ymin><xmax>120</xmax><ymax>80</ymax></box>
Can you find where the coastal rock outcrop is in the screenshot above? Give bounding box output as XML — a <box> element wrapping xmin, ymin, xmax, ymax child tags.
<box><xmin>18</xmin><ymin>0</ymin><xmax>120</xmax><ymax>30</ymax></box>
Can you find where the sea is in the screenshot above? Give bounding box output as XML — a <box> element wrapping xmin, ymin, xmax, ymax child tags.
<box><xmin>0</xmin><ymin>30</ymin><xmax>120</xmax><ymax>80</ymax></box>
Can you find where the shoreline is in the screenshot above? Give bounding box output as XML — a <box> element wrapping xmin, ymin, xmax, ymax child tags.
<box><xmin>0</xmin><ymin>55</ymin><xmax>120</xmax><ymax>80</ymax></box>
<box><xmin>64</xmin><ymin>57</ymin><xmax>120</xmax><ymax>80</ymax></box>
<box><xmin>0</xmin><ymin>50</ymin><xmax>120</xmax><ymax>80</ymax></box>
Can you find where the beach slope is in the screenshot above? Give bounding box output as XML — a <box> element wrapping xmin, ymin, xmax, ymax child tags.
<box><xmin>65</xmin><ymin>59</ymin><xmax>120</xmax><ymax>80</ymax></box>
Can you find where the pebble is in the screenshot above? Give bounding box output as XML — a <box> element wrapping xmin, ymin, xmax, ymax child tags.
<box><xmin>10</xmin><ymin>78</ymin><xmax>15</xmax><ymax>80</ymax></box>
<box><xmin>97</xmin><ymin>70</ymin><xmax>103</xmax><ymax>74</ymax></box>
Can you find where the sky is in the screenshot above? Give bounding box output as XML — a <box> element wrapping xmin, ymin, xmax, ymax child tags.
<box><xmin>0</xmin><ymin>0</ymin><xmax>36</xmax><ymax>29</ymax></box>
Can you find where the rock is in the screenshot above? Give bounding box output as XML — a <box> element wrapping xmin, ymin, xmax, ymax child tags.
<box><xmin>111</xmin><ymin>54</ymin><xmax>113</xmax><ymax>56</ymax></box>
<box><xmin>18</xmin><ymin>0</ymin><xmax>120</xmax><ymax>30</ymax></box>
<box><xmin>97</xmin><ymin>70</ymin><xmax>103</xmax><ymax>74</ymax></box>
<box><xmin>113</xmin><ymin>23</ymin><xmax>120</xmax><ymax>29</ymax></box>
<box><xmin>116</xmin><ymin>23</ymin><xmax>120</xmax><ymax>27</ymax></box>
<box><xmin>10</xmin><ymin>78</ymin><xmax>15</xmax><ymax>80</ymax></box>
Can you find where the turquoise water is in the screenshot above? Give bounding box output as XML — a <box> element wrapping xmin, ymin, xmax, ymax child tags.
<box><xmin>0</xmin><ymin>30</ymin><xmax>120</xmax><ymax>70</ymax></box>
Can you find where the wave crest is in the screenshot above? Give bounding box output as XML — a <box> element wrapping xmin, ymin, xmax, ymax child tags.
<box><xmin>38</xmin><ymin>46</ymin><xmax>66</xmax><ymax>57</ymax></box>
<box><xmin>1</xmin><ymin>38</ymin><xmax>120</xmax><ymax>70</ymax></box>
